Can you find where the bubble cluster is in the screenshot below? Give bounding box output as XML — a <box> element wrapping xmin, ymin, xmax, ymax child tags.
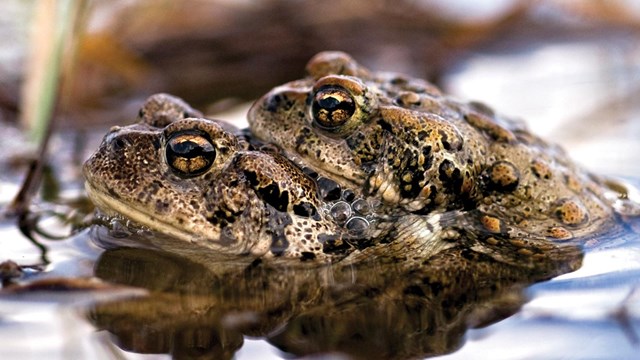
<box><xmin>324</xmin><ymin>195</ymin><xmax>379</xmax><ymax>237</ymax></box>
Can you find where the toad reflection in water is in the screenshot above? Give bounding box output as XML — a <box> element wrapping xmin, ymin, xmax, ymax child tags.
<box><xmin>83</xmin><ymin>53</ymin><xmax>640</xmax><ymax>358</ymax></box>
<box><xmin>90</xmin><ymin>244</ymin><xmax>574</xmax><ymax>359</ymax></box>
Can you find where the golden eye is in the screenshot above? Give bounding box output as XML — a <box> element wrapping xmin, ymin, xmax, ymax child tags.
<box><xmin>307</xmin><ymin>76</ymin><xmax>377</xmax><ymax>137</ymax></box>
<box><xmin>311</xmin><ymin>86</ymin><xmax>356</xmax><ymax>130</ymax></box>
<box><xmin>166</xmin><ymin>131</ymin><xmax>216</xmax><ymax>176</ymax></box>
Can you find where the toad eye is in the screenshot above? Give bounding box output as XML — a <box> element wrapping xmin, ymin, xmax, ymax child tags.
<box><xmin>166</xmin><ymin>131</ymin><xmax>216</xmax><ymax>176</ymax></box>
<box><xmin>307</xmin><ymin>76</ymin><xmax>377</xmax><ymax>137</ymax></box>
<box><xmin>311</xmin><ymin>86</ymin><xmax>356</xmax><ymax>130</ymax></box>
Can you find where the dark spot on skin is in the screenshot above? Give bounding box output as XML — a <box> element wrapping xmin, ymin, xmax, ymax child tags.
<box><xmin>399</xmin><ymin>148</ymin><xmax>414</xmax><ymax>170</ymax></box>
<box><xmin>147</xmin><ymin>180</ymin><xmax>164</xmax><ymax>196</ymax></box>
<box><xmin>300</xmin><ymin>251</ymin><xmax>316</xmax><ymax>261</ymax></box>
<box><xmin>422</xmin><ymin>146</ymin><xmax>433</xmax><ymax>169</ymax></box>
<box><xmin>155</xmin><ymin>114</ymin><xmax>173</xmax><ymax>127</ymax></box>
<box><xmin>439</xmin><ymin>130</ymin><xmax>451</xmax><ymax>150</ymax></box>
<box><xmin>155</xmin><ymin>200</ymin><xmax>170</xmax><ymax>213</ymax></box>
<box><xmin>345</xmin><ymin>132</ymin><xmax>366</xmax><ymax>150</ymax></box>
<box><xmin>189</xmin><ymin>199</ymin><xmax>200</xmax><ymax>210</ymax></box>
<box><xmin>399</xmin><ymin>167</ymin><xmax>425</xmax><ymax>199</ymax></box>
<box><xmin>438</xmin><ymin>160</ymin><xmax>463</xmax><ymax>193</ymax></box>
<box><xmin>206</xmin><ymin>209</ymin><xmax>238</xmax><ymax>226</ymax></box>
<box><xmin>244</xmin><ymin>170</ymin><xmax>259</xmax><ymax>186</ymax></box>
<box><xmin>438</xmin><ymin>129</ymin><xmax>463</xmax><ymax>151</ymax></box>
<box><xmin>293</xmin><ymin>201</ymin><xmax>319</xmax><ymax>219</ymax></box>
<box><xmin>218</xmin><ymin>146</ymin><xmax>231</xmax><ymax>156</ymax></box>
<box><xmin>257</xmin><ymin>184</ymin><xmax>290</xmax><ymax>212</ymax></box>
<box><xmin>417</xmin><ymin>130</ymin><xmax>429</xmax><ymax>141</ymax></box>
<box><xmin>424</xmin><ymin>220</ymin><xmax>435</xmax><ymax>233</ymax></box>
<box><xmin>295</xmin><ymin>127</ymin><xmax>312</xmax><ymax>148</ymax></box>
<box><xmin>377</xmin><ymin>119</ymin><xmax>393</xmax><ymax>133</ymax></box>
<box><xmin>206</xmin><ymin>215</ymin><xmax>220</xmax><ymax>226</ymax></box>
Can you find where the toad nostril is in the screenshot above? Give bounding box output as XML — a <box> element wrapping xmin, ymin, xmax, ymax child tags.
<box><xmin>112</xmin><ymin>138</ymin><xmax>127</xmax><ymax>151</ymax></box>
<box><xmin>265</xmin><ymin>93</ymin><xmax>286</xmax><ymax>113</ymax></box>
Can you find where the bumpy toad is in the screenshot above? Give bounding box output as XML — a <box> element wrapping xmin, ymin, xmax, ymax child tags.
<box><xmin>84</xmin><ymin>94</ymin><xmax>346</xmax><ymax>262</ymax></box>
<box><xmin>248</xmin><ymin>51</ymin><xmax>638</xmax><ymax>262</ymax></box>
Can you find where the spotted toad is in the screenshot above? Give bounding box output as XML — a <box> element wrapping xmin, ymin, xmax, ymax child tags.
<box><xmin>84</xmin><ymin>94</ymin><xmax>345</xmax><ymax>262</ymax></box>
<box><xmin>248</xmin><ymin>51</ymin><xmax>638</xmax><ymax>261</ymax></box>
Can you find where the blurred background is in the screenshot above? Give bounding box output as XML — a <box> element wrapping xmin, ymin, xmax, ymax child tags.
<box><xmin>1</xmin><ymin>0</ymin><xmax>639</xmax><ymax>173</ymax></box>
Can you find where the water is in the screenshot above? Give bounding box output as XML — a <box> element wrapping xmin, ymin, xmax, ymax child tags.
<box><xmin>441</xmin><ymin>242</ymin><xmax>640</xmax><ymax>359</ymax></box>
<box><xmin>1</xmin><ymin>207</ymin><xmax>639</xmax><ymax>359</ymax></box>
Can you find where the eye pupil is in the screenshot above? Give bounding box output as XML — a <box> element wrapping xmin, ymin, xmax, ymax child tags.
<box><xmin>318</xmin><ymin>96</ymin><xmax>341</xmax><ymax>110</ymax></box>
<box><xmin>166</xmin><ymin>132</ymin><xmax>216</xmax><ymax>176</ymax></box>
<box><xmin>311</xmin><ymin>86</ymin><xmax>355</xmax><ymax>130</ymax></box>
<box><xmin>172</xmin><ymin>140</ymin><xmax>201</xmax><ymax>157</ymax></box>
